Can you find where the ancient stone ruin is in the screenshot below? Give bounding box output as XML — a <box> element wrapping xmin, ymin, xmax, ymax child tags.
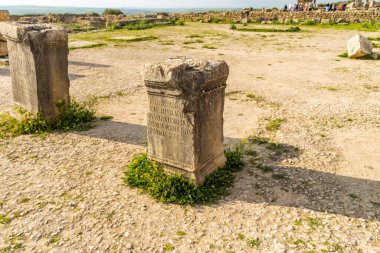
<box><xmin>0</xmin><ymin>35</ymin><xmax>7</xmax><ymax>57</ymax></box>
<box><xmin>347</xmin><ymin>34</ymin><xmax>374</xmax><ymax>58</ymax></box>
<box><xmin>0</xmin><ymin>10</ymin><xmax>10</xmax><ymax>57</ymax></box>
<box><xmin>143</xmin><ymin>58</ymin><xmax>229</xmax><ymax>185</ymax></box>
<box><xmin>0</xmin><ymin>22</ymin><xmax>70</xmax><ymax>118</ymax></box>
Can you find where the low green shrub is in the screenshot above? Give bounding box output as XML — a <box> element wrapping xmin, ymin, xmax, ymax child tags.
<box><xmin>0</xmin><ymin>101</ymin><xmax>96</xmax><ymax>138</ymax></box>
<box><xmin>123</xmin><ymin>147</ymin><xmax>245</xmax><ymax>205</ymax></box>
<box><xmin>303</xmin><ymin>19</ymin><xmax>315</xmax><ymax>25</ymax></box>
<box><xmin>360</xmin><ymin>21</ymin><xmax>380</xmax><ymax>31</ymax></box>
<box><xmin>124</xmin><ymin>21</ymin><xmax>155</xmax><ymax>30</ymax></box>
<box><xmin>55</xmin><ymin>100</ymin><xmax>96</xmax><ymax>131</ymax></box>
<box><xmin>208</xmin><ymin>18</ymin><xmax>222</xmax><ymax>23</ymax></box>
<box><xmin>230</xmin><ymin>23</ymin><xmax>237</xmax><ymax>30</ymax></box>
<box><xmin>175</xmin><ymin>20</ymin><xmax>185</xmax><ymax>26</ymax></box>
<box><xmin>103</xmin><ymin>8</ymin><xmax>124</xmax><ymax>16</ymax></box>
<box><xmin>369</xmin><ymin>37</ymin><xmax>380</xmax><ymax>41</ymax></box>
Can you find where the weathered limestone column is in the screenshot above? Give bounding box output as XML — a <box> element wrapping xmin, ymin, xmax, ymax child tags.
<box><xmin>0</xmin><ymin>22</ymin><xmax>70</xmax><ymax>118</ymax></box>
<box><xmin>143</xmin><ymin>58</ymin><xmax>229</xmax><ymax>185</ymax></box>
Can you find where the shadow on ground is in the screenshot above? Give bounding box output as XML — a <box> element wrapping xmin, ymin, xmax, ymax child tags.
<box><xmin>69</xmin><ymin>73</ymin><xmax>86</xmax><ymax>81</ymax></box>
<box><xmin>1</xmin><ymin>66</ymin><xmax>88</xmax><ymax>80</ymax></box>
<box><xmin>80</xmin><ymin>120</ymin><xmax>380</xmax><ymax>221</ymax></box>
<box><xmin>69</xmin><ymin>60</ymin><xmax>112</xmax><ymax>68</ymax></box>
<box><xmin>0</xmin><ymin>67</ymin><xmax>10</xmax><ymax>76</ymax></box>
<box><xmin>80</xmin><ymin>120</ymin><xmax>147</xmax><ymax>146</ymax></box>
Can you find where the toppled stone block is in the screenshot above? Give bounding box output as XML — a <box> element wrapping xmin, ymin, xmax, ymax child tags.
<box><xmin>143</xmin><ymin>57</ymin><xmax>229</xmax><ymax>185</ymax></box>
<box><xmin>347</xmin><ymin>34</ymin><xmax>373</xmax><ymax>58</ymax></box>
<box><xmin>0</xmin><ymin>22</ymin><xmax>70</xmax><ymax>118</ymax></box>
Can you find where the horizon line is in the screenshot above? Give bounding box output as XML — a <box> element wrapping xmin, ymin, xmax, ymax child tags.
<box><xmin>0</xmin><ymin>5</ymin><xmax>249</xmax><ymax>9</ymax></box>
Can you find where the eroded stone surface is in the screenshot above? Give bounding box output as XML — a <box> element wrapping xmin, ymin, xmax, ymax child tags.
<box><xmin>347</xmin><ymin>34</ymin><xmax>373</xmax><ymax>58</ymax></box>
<box><xmin>0</xmin><ymin>22</ymin><xmax>70</xmax><ymax>118</ymax></box>
<box><xmin>0</xmin><ymin>10</ymin><xmax>9</xmax><ymax>22</ymax></box>
<box><xmin>0</xmin><ymin>35</ymin><xmax>6</xmax><ymax>56</ymax></box>
<box><xmin>143</xmin><ymin>58</ymin><xmax>229</xmax><ymax>184</ymax></box>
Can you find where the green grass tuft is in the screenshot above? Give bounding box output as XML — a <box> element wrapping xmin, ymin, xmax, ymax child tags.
<box><xmin>339</xmin><ymin>51</ymin><xmax>380</xmax><ymax>60</ymax></box>
<box><xmin>0</xmin><ymin>101</ymin><xmax>96</xmax><ymax>138</ymax></box>
<box><xmin>266</xmin><ymin>118</ymin><xmax>286</xmax><ymax>132</ymax></box>
<box><xmin>0</xmin><ymin>234</ymin><xmax>23</xmax><ymax>253</ymax></box>
<box><xmin>187</xmin><ymin>34</ymin><xmax>203</xmax><ymax>38</ymax></box>
<box><xmin>0</xmin><ymin>214</ymin><xmax>12</xmax><ymax>224</ymax></box>
<box><xmin>164</xmin><ymin>243</ymin><xmax>174</xmax><ymax>252</ymax></box>
<box><xmin>70</xmin><ymin>43</ymin><xmax>106</xmax><ymax>51</ymax></box>
<box><xmin>123</xmin><ymin>147</ymin><xmax>244</xmax><ymax>205</ymax></box>
<box><xmin>247</xmin><ymin>238</ymin><xmax>261</xmax><ymax>248</ymax></box>
<box><xmin>246</xmin><ymin>93</ymin><xmax>266</xmax><ymax>103</ymax></box>
<box><xmin>305</xmin><ymin>217</ymin><xmax>322</xmax><ymax>229</ymax></box>
<box><xmin>202</xmin><ymin>45</ymin><xmax>217</xmax><ymax>50</ymax></box>
<box><xmin>108</xmin><ymin>36</ymin><xmax>158</xmax><ymax>43</ymax></box>
<box><xmin>237</xmin><ymin>26</ymin><xmax>301</xmax><ymax>33</ymax></box>
<box><xmin>99</xmin><ymin>115</ymin><xmax>113</xmax><ymax>121</ymax></box>
<box><xmin>176</xmin><ymin>231</ymin><xmax>186</xmax><ymax>236</ymax></box>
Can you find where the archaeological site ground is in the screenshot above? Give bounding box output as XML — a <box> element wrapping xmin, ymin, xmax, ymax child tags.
<box><xmin>0</xmin><ymin>7</ymin><xmax>380</xmax><ymax>253</ymax></box>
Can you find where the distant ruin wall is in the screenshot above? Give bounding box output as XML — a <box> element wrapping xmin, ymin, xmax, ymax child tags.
<box><xmin>171</xmin><ymin>10</ymin><xmax>380</xmax><ymax>23</ymax></box>
<box><xmin>5</xmin><ymin>10</ymin><xmax>380</xmax><ymax>26</ymax></box>
<box><xmin>0</xmin><ymin>10</ymin><xmax>10</xmax><ymax>21</ymax></box>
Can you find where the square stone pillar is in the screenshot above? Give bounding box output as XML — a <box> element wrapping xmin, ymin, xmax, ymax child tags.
<box><xmin>143</xmin><ymin>58</ymin><xmax>229</xmax><ymax>185</ymax></box>
<box><xmin>0</xmin><ymin>22</ymin><xmax>70</xmax><ymax>118</ymax></box>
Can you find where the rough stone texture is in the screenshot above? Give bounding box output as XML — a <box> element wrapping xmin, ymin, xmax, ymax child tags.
<box><xmin>143</xmin><ymin>58</ymin><xmax>229</xmax><ymax>185</ymax></box>
<box><xmin>0</xmin><ymin>35</ymin><xmax>7</xmax><ymax>56</ymax></box>
<box><xmin>0</xmin><ymin>22</ymin><xmax>70</xmax><ymax>118</ymax></box>
<box><xmin>0</xmin><ymin>10</ymin><xmax>10</xmax><ymax>21</ymax></box>
<box><xmin>170</xmin><ymin>10</ymin><xmax>380</xmax><ymax>23</ymax></box>
<box><xmin>0</xmin><ymin>10</ymin><xmax>10</xmax><ymax>56</ymax></box>
<box><xmin>347</xmin><ymin>34</ymin><xmax>373</xmax><ymax>58</ymax></box>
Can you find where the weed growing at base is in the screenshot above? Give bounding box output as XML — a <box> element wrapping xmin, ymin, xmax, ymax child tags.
<box><xmin>0</xmin><ymin>101</ymin><xmax>96</xmax><ymax>138</ymax></box>
<box><xmin>338</xmin><ymin>52</ymin><xmax>380</xmax><ymax>60</ymax></box>
<box><xmin>123</xmin><ymin>147</ymin><xmax>244</xmax><ymax>205</ymax></box>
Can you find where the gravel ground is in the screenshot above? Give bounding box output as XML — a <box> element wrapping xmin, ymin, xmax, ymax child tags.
<box><xmin>0</xmin><ymin>23</ymin><xmax>379</xmax><ymax>252</ymax></box>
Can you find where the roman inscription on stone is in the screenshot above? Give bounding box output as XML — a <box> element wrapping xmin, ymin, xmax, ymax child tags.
<box><xmin>143</xmin><ymin>57</ymin><xmax>229</xmax><ymax>185</ymax></box>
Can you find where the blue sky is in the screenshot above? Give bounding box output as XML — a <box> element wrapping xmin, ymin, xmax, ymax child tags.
<box><xmin>0</xmin><ymin>0</ymin><xmax>329</xmax><ymax>8</ymax></box>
